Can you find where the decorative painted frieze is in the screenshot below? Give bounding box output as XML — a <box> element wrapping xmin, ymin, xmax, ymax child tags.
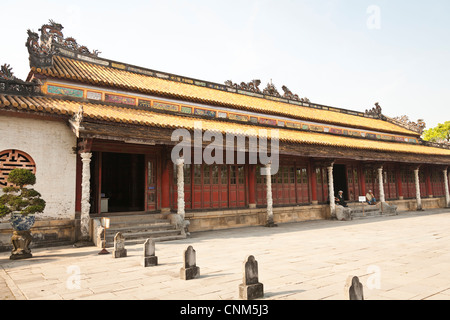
<box><xmin>48</xmin><ymin>85</ymin><xmax>83</xmax><ymax>98</ymax></box>
<box><xmin>104</xmin><ymin>94</ymin><xmax>135</xmax><ymax>106</ymax></box>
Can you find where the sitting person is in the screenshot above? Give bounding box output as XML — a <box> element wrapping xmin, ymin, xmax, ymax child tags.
<box><xmin>366</xmin><ymin>190</ymin><xmax>376</xmax><ymax>205</ymax></box>
<box><xmin>335</xmin><ymin>190</ymin><xmax>348</xmax><ymax>207</ymax></box>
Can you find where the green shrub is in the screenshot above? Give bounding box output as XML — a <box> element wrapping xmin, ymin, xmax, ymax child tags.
<box><xmin>0</xmin><ymin>169</ymin><xmax>45</xmax><ymax>218</ymax></box>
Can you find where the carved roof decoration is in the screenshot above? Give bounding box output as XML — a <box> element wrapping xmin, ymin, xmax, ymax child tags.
<box><xmin>365</xmin><ymin>102</ymin><xmax>383</xmax><ymax>119</ymax></box>
<box><xmin>0</xmin><ymin>64</ymin><xmax>17</xmax><ymax>81</ymax></box>
<box><xmin>0</xmin><ymin>63</ymin><xmax>40</xmax><ymax>95</ymax></box>
<box><xmin>224</xmin><ymin>80</ymin><xmax>310</xmax><ymax>103</ymax></box>
<box><xmin>390</xmin><ymin>115</ymin><xmax>426</xmax><ymax>135</ymax></box>
<box><xmin>26</xmin><ymin>20</ymin><xmax>100</xmax><ymax>68</ymax></box>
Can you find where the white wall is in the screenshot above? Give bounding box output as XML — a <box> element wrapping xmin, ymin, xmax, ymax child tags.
<box><xmin>0</xmin><ymin>114</ymin><xmax>77</xmax><ymax>220</ymax></box>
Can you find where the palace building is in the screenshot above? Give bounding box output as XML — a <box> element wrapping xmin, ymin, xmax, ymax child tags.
<box><xmin>1</xmin><ymin>20</ymin><xmax>450</xmax><ymax>249</ymax></box>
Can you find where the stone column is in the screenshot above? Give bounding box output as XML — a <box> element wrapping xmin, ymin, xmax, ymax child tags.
<box><xmin>264</xmin><ymin>162</ymin><xmax>276</xmax><ymax>227</ymax></box>
<box><xmin>176</xmin><ymin>158</ymin><xmax>185</xmax><ymax>220</ymax></box>
<box><xmin>414</xmin><ymin>168</ymin><xmax>422</xmax><ymax>211</ymax></box>
<box><xmin>443</xmin><ymin>168</ymin><xmax>450</xmax><ymax>208</ymax></box>
<box><xmin>377</xmin><ymin>166</ymin><xmax>385</xmax><ymax>203</ymax></box>
<box><xmin>80</xmin><ymin>152</ymin><xmax>92</xmax><ymax>241</ymax></box>
<box><xmin>327</xmin><ymin>165</ymin><xmax>335</xmax><ymax>217</ymax></box>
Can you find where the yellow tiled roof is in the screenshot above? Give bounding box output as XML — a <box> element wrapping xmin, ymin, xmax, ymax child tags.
<box><xmin>1</xmin><ymin>94</ymin><xmax>449</xmax><ymax>157</ymax></box>
<box><xmin>30</xmin><ymin>55</ymin><xmax>418</xmax><ymax>136</ymax></box>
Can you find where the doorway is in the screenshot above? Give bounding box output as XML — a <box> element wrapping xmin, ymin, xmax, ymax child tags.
<box><xmin>101</xmin><ymin>152</ymin><xmax>145</xmax><ymax>212</ymax></box>
<box><xmin>333</xmin><ymin>164</ymin><xmax>348</xmax><ymax>200</ymax></box>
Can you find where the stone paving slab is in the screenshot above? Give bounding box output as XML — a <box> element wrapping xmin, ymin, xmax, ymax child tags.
<box><xmin>1</xmin><ymin>209</ymin><xmax>450</xmax><ymax>300</ymax></box>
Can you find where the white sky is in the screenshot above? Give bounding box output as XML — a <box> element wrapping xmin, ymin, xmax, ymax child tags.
<box><xmin>1</xmin><ymin>0</ymin><xmax>449</xmax><ymax>130</ymax></box>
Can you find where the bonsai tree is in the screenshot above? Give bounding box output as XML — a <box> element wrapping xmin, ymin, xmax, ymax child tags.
<box><xmin>0</xmin><ymin>168</ymin><xmax>46</xmax><ymax>218</ymax></box>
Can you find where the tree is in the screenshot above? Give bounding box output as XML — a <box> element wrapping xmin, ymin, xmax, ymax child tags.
<box><xmin>422</xmin><ymin>121</ymin><xmax>450</xmax><ymax>143</ymax></box>
<box><xmin>0</xmin><ymin>169</ymin><xmax>45</xmax><ymax>217</ymax></box>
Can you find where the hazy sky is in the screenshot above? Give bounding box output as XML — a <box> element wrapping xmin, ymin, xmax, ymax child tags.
<box><xmin>1</xmin><ymin>0</ymin><xmax>449</xmax><ymax>130</ymax></box>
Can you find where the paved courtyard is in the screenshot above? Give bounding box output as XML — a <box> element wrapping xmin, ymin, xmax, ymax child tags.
<box><xmin>1</xmin><ymin>209</ymin><xmax>450</xmax><ymax>300</ymax></box>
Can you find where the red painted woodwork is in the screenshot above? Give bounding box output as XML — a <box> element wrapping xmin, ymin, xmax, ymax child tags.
<box><xmin>256</xmin><ymin>165</ymin><xmax>267</xmax><ymax>205</ymax></box>
<box><xmin>431</xmin><ymin>168</ymin><xmax>445</xmax><ymax>196</ymax></box>
<box><xmin>396</xmin><ymin>170</ymin><xmax>403</xmax><ymax>198</ymax></box>
<box><xmin>425</xmin><ymin>168</ymin><xmax>433</xmax><ymax>196</ymax></box>
<box><xmin>359</xmin><ymin>167</ymin><xmax>366</xmax><ymax>197</ymax></box>
<box><xmin>145</xmin><ymin>156</ymin><xmax>157</xmax><ymax>211</ymax></box>
<box><xmin>296</xmin><ymin>166</ymin><xmax>309</xmax><ymax>203</ymax></box>
<box><xmin>383</xmin><ymin>167</ymin><xmax>398</xmax><ymax>200</ymax></box>
<box><xmin>346</xmin><ymin>165</ymin><xmax>360</xmax><ymax>201</ymax></box>
<box><xmin>309</xmin><ymin>163</ymin><xmax>318</xmax><ymax>202</ymax></box>
<box><xmin>400</xmin><ymin>169</ymin><xmax>415</xmax><ymax>199</ymax></box>
<box><xmin>248</xmin><ymin>165</ymin><xmax>256</xmax><ymax>205</ymax></box>
<box><xmin>315</xmin><ymin>168</ymin><xmax>328</xmax><ymax>203</ymax></box>
<box><xmin>161</xmin><ymin>161</ymin><xmax>170</xmax><ymax>209</ymax></box>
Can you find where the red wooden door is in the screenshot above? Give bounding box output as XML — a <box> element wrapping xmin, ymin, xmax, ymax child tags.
<box><xmin>386</xmin><ymin>169</ymin><xmax>397</xmax><ymax>199</ymax></box>
<box><xmin>228</xmin><ymin>165</ymin><xmax>246</xmax><ymax>208</ymax></box>
<box><xmin>203</xmin><ymin>165</ymin><xmax>212</xmax><ymax>208</ymax></box>
<box><xmin>256</xmin><ymin>165</ymin><xmax>267</xmax><ymax>205</ymax></box>
<box><xmin>145</xmin><ymin>156</ymin><xmax>156</xmax><ymax>211</ymax></box>
<box><xmin>347</xmin><ymin>166</ymin><xmax>360</xmax><ymax>202</ymax></box>
<box><xmin>193</xmin><ymin>164</ymin><xmax>202</xmax><ymax>209</ymax></box>
<box><xmin>220</xmin><ymin>165</ymin><xmax>228</xmax><ymax>207</ymax></box>
<box><xmin>211</xmin><ymin>165</ymin><xmax>220</xmax><ymax>208</ymax></box>
<box><xmin>296</xmin><ymin>166</ymin><xmax>309</xmax><ymax>203</ymax></box>
<box><xmin>237</xmin><ymin>165</ymin><xmax>246</xmax><ymax>207</ymax></box>
<box><xmin>288</xmin><ymin>166</ymin><xmax>296</xmax><ymax>204</ymax></box>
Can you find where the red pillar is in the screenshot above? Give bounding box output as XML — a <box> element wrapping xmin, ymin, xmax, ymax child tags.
<box><xmin>161</xmin><ymin>161</ymin><xmax>170</xmax><ymax>212</ymax></box>
<box><xmin>309</xmin><ymin>162</ymin><xmax>318</xmax><ymax>204</ymax></box>
<box><xmin>248</xmin><ymin>165</ymin><xmax>256</xmax><ymax>208</ymax></box>
<box><xmin>359</xmin><ymin>166</ymin><xmax>366</xmax><ymax>196</ymax></box>
<box><xmin>396</xmin><ymin>169</ymin><xmax>403</xmax><ymax>199</ymax></box>
<box><xmin>425</xmin><ymin>167</ymin><xmax>433</xmax><ymax>197</ymax></box>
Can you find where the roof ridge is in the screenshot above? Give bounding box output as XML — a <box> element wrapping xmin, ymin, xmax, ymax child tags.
<box><xmin>25</xmin><ymin>21</ymin><xmax>397</xmax><ymax>124</ymax></box>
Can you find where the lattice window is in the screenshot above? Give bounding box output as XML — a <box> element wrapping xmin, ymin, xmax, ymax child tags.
<box><xmin>0</xmin><ymin>149</ymin><xmax>36</xmax><ymax>187</ymax></box>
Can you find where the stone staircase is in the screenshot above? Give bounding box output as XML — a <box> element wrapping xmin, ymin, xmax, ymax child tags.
<box><xmin>346</xmin><ymin>202</ymin><xmax>398</xmax><ymax>220</ymax></box>
<box><xmin>93</xmin><ymin>213</ymin><xmax>186</xmax><ymax>248</ymax></box>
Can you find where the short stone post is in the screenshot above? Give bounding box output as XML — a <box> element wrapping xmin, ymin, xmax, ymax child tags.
<box><xmin>180</xmin><ymin>245</ymin><xmax>200</xmax><ymax>280</ymax></box>
<box><xmin>239</xmin><ymin>255</ymin><xmax>264</xmax><ymax>300</ymax></box>
<box><xmin>142</xmin><ymin>238</ymin><xmax>158</xmax><ymax>267</ymax></box>
<box><xmin>348</xmin><ymin>276</ymin><xmax>364</xmax><ymax>300</ymax></box>
<box><xmin>112</xmin><ymin>232</ymin><xmax>127</xmax><ymax>258</ymax></box>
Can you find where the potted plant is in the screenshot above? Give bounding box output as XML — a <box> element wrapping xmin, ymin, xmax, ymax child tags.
<box><xmin>0</xmin><ymin>168</ymin><xmax>46</xmax><ymax>259</ymax></box>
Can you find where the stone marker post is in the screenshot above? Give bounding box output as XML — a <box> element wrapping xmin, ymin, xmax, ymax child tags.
<box><xmin>143</xmin><ymin>238</ymin><xmax>158</xmax><ymax>267</ymax></box>
<box><xmin>180</xmin><ymin>245</ymin><xmax>200</xmax><ymax>280</ymax></box>
<box><xmin>348</xmin><ymin>276</ymin><xmax>364</xmax><ymax>300</ymax></box>
<box><xmin>112</xmin><ymin>232</ymin><xmax>127</xmax><ymax>258</ymax></box>
<box><xmin>239</xmin><ymin>255</ymin><xmax>264</xmax><ymax>300</ymax></box>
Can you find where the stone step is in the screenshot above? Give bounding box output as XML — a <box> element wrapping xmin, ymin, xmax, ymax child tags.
<box><xmin>95</xmin><ymin>213</ymin><xmax>186</xmax><ymax>248</ymax></box>
<box><xmin>104</xmin><ymin>230</ymin><xmax>185</xmax><ymax>247</ymax></box>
